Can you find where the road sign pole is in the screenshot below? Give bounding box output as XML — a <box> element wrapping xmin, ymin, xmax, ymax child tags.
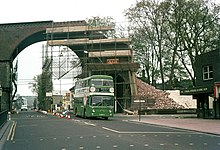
<box><xmin>0</xmin><ymin>85</ymin><xmax>2</xmax><ymax>112</ymax></box>
<box><xmin>139</xmin><ymin>100</ymin><xmax>141</xmax><ymax>121</ymax></box>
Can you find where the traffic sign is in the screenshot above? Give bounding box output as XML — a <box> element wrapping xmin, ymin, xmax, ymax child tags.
<box><xmin>134</xmin><ymin>100</ymin><xmax>145</xmax><ymax>103</ymax></box>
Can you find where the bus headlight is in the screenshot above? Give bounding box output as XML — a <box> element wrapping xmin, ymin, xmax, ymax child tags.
<box><xmin>109</xmin><ymin>87</ymin><xmax>114</xmax><ymax>93</ymax></box>
<box><xmin>109</xmin><ymin>110</ymin><xmax>112</xmax><ymax>113</ymax></box>
<box><xmin>92</xmin><ymin>109</ymin><xmax>95</xmax><ymax>113</ymax></box>
<box><xmin>90</xmin><ymin>87</ymin><xmax>96</xmax><ymax>92</ymax></box>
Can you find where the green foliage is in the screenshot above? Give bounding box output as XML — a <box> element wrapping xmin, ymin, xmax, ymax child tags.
<box><xmin>29</xmin><ymin>70</ymin><xmax>53</xmax><ymax>110</ymax></box>
<box><xmin>86</xmin><ymin>16</ymin><xmax>128</xmax><ymax>38</ymax></box>
<box><xmin>86</xmin><ymin>16</ymin><xmax>116</xmax><ymax>27</ymax></box>
<box><xmin>126</xmin><ymin>0</ymin><xmax>220</xmax><ymax>89</ymax></box>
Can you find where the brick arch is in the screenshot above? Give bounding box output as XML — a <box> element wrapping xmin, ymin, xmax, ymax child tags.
<box><xmin>12</xmin><ymin>30</ymin><xmax>46</xmax><ymax>60</ymax></box>
<box><xmin>0</xmin><ymin>20</ymin><xmax>139</xmax><ymax>113</ymax></box>
<box><xmin>0</xmin><ymin>20</ymin><xmax>87</xmax><ymax>111</ymax></box>
<box><xmin>0</xmin><ymin>20</ymin><xmax>86</xmax><ymax>61</ymax></box>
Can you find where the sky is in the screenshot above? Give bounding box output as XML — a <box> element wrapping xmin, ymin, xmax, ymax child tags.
<box><xmin>0</xmin><ymin>0</ymin><xmax>137</xmax><ymax>96</ymax></box>
<box><xmin>2</xmin><ymin>0</ymin><xmax>220</xmax><ymax>96</ymax></box>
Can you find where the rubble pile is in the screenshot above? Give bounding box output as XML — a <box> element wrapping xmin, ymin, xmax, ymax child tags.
<box><xmin>134</xmin><ymin>78</ymin><xmax>184</xmax><ymax>109</ymax></box>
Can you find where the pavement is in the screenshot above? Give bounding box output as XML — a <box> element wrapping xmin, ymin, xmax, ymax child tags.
<box><xmin>129</xmin><ymin>115</ymin><xmax>220</xmax><ymax>136</ymax></box>
<box><xmin>0</xmin><ymin>121</ymin><xmax>12</xmax><ymax>149</ymax></box>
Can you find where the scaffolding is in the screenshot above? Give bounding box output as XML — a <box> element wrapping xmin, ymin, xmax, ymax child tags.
<box><xmin>45</xmin><ymin>21</ymin><xmax>139</xmax><ymax>112</ymax></box>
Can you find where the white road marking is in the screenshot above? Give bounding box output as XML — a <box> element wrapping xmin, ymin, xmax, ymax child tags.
<box><xmin>84</xmin><ymin>122</ymin><xmax>96</xmax><ymax>126</ymax></box>
<box><xmin>127</xmin><ymin>120</ymin><xmax>217</xmax><ymax>136</ymax></box>
<box><xmin>102</xmin><ymin>127</ymin><xmax>120</xmax><ymax>133</ymax></box>
<box><xmin>102</xmin><ymin>126</ymin><xmax>199</xmax><ymax>134</ymax></box>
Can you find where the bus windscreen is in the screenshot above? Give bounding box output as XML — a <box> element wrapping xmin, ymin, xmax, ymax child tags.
<box><xmin>91</xmin><ymin>96</ymin><xmax>113</xmax><ymax>106</ymax></box>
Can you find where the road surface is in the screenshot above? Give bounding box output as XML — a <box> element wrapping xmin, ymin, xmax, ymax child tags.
<box><xmin>2</xmin><ymin>111</ymin><xmax>220</xmax><ymax>150</ymax></box>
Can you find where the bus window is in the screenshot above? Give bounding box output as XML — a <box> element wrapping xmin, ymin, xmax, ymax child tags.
<box><xmin>103</xmin><ymin>80</ymin><xmax>113</xmax><ymax>86</ymax></box>
<box><xmin>91</xmin><ymin>96</ymin><xmax>113</xmax><ymax>106</ymax></box>
<box><xmin>103</xmin><ymin>96</ymin><xmax>113</xmax><ymax>106</ymax></box>
<box><xmin>91</xmin><ymin>79</ymin><xmax>102</xmax><ymax>86</ymax></box>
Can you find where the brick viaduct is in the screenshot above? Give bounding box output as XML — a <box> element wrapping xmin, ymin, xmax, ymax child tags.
<box><xmin>0</xmin><ymin>21</ymin><xmax>139</xmax><ymax>112</ymax></box>
<box><xmin>0</xmin><ymin>20</ymin><xmax>87</xmax><ymax>111</ymax></box>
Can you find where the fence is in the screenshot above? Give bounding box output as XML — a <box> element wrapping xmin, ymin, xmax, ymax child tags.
<box><xmin>0</xmin><ymin>110</ymin><xmax>8</xmax><ymax>128</ymax></box>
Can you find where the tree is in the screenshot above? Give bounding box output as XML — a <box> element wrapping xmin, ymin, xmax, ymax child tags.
<box><xmin>126</xmin><ymin>0</ymin><xmax>220</xmax><ymax>89</ymax></box>
<box><xmin>126</xmin><ymin>0</ymin><xmax>172</xmax><ymax>89</ymax></box>
<box><xmin>86</xmin><ymin>16</ymin><xmax>117</xmax><ymax>38</ymax></box>
<box><xmin>29</xmin><ymin>70</ymin><xmax>53</xmax><ymax>110</ymax></box>
<box><xmin>86</xmin><ymin>16</ymin><xmax>128</xmax><ymax>38</ymax></box>
<box><xmin>176</xmin><ymin>0</ymin><xmax>220</xmax><ymax>86</ymax></box>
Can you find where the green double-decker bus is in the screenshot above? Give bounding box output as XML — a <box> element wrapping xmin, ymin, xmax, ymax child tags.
<box><xmin>73</xmin><ymin>75</ymin><xmax>114</xmax><ymax>119</ymax></box>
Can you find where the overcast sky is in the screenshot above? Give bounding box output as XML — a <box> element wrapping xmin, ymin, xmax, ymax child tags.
<box><xmin>1</xmin><ymin>0</ymin><xmax>220</xmax><ymax>96</ymax></box>
<box><xmin>0</xmin><ymin>0</ymin><xmax>137</xmax><ymax>96</ymax></box>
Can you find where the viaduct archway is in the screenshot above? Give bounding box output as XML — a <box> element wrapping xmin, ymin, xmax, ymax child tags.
<box><xmin>0</xmin><ymin>20</ymin><xmax>139</xmax><ymax>112</ymax></box>
<box><xmin>0</xmin><ymin>21</ymin><xmax>86</xmax><ymax>111</ymax></box>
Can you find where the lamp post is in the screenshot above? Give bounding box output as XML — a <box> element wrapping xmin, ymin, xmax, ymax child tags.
<box><xmin>58</xmin><ymin>49</ymin><xmax>64</xmax><ymax>103</ymax></box>
<box><xmin>139</xmin><ymin>99</ymin><xmax>141</xmax><ymax>121</ymax></box>
<box><xmin>83</xmin><ymin>51</ymin><xmax>88</xmax><ymax>77</ymax></box>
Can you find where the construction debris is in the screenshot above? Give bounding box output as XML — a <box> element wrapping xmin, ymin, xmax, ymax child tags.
<box><xmin>131</xmin><ymin>78</ymin><xmax>185</xmax><ymax>110</ymax></box>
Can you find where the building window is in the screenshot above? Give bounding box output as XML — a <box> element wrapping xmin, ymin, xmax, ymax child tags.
<box><xmin>203</xmin><ymin>65</ymin><xmax>213</xmax><ymax>80</ymax></box>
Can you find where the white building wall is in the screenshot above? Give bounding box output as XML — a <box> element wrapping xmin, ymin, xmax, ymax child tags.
<box><xmin>166</xmin><ymin>90</ymin><xmax>197</xmax><ymax>108</ymax></box>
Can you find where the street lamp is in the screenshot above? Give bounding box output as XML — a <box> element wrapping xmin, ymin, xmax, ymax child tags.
<box><xmin>58</xmin><ymin>49</ymin><xmax>64</xmax><ymax>96</ymax></box>
<box><xmin>83</xmin><ymin>51</ymin><xmax>88</xmax><ymax>77</ymax></box>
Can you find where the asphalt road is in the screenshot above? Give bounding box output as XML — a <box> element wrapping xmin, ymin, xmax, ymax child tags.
<box><xmin>2</xmin><ymin>111</ymin><xmax>220</xmax><ymax>150</ymax></box>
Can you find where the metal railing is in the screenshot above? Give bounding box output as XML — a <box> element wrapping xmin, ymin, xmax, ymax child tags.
<box><xmin>0</xmin><ymin>110</ymin><xmax>8</xmax><ymax>128</ymax></box>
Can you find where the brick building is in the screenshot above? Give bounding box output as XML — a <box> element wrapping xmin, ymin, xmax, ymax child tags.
<box><xmin>181</xmin><ymin>49</ymin><xmax>220</xmax><ymax>119</ymax></box>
